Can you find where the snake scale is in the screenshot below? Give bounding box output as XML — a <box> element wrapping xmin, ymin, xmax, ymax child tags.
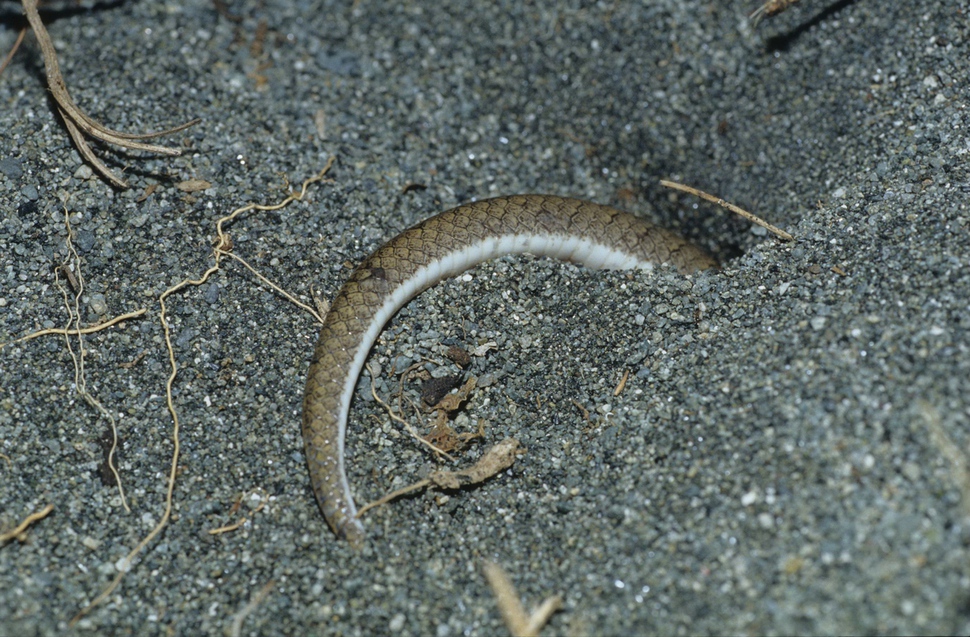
<box><xmin>302</xmin><ymin>194</ymin><xmax>717</xmax><ymax>546</ymax></box>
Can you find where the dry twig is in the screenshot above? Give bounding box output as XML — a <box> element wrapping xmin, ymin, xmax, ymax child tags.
<box><xmin>21</xmin><ymin>0</ymin><xmax>200</xmax><ymax>187</ymax></box>
<box><xmin>0</xmin><ymin>25</ymin><xmax>26</xmax><ymax>76</ymax></box>
<box><xmin>660</xmin><ymin>179</ymin><xmax>794</xmax><ymax>241</ymax></box>
<box><xmin>483</xmin><ymin>561</ymin><xmax>562</xmax><ymax>637</ymax></box>
<box><xmin>0</xmin><ymin>309</ymin><xmax>147</xmax><ymax>350</ymax></box>
<box><xmin>0</xmin><ymin>504</ymin><xmax>54</xmax><ymax>545</ymax></box>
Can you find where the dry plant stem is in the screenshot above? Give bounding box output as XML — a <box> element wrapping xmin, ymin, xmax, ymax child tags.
<box><xmin>660</xmin><ymin>179</ymin><xmax>795</xmax><ymax>241</ymax></box>
<box><xmin>355</xmin><ymin>479</ymin><xmax>431</xmax><ymax>518</ymax></box>
<box><xmin>0</xmin><ymin>26</ymin><xmax>26</xmax><ymax>76</ymax></box>
<box><xmin>483</xmin><ymin>561</ymin><xmax>562</xmax><ymax>637</ymax></box>
<box><xmin>221</xmin><ymin>251</ymin><xmax>323</xmax><ymax>323</ymax></box>
<box><xmin>61</xmin><ymin>113</ymin><xmax>126</xmax><ymax>189</ymax></box>
<box><xmin>524</xmin><ymin>597</ymin><xmax>564</xmax><ymax>636</ymax></box>
<box><xmin>71</xmin><ymin>164</ymin><xmax>335</xmax><ymax>624</ymax></box>
<box><xmin>484</xmin><ymin>562</ymin><xmax>529</xmax><ymax>636</ymax></box>
<box><xmin>22</xmin><ymin>0</ymin><xmax>200</xmax><ymax>187</ymax></box>
<box><xmin>0</xmin><ymin>309</ymin><xmax>147</xmax><ymax>350</ymax></box>
<box><xmin>207</xmin><ymin>158</ymin><xmax>337</xmax><ymax>325</ymax></box>
<box><xmin>0</xmin><ymin>504</ymin><xmax>54</xmax><ymax>544</ymax></box>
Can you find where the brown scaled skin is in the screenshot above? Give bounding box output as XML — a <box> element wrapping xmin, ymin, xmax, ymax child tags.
<box><xmin>302</xmin><ymin>195</ymin><xmax>717</xmax><ymax>547</ymax></box>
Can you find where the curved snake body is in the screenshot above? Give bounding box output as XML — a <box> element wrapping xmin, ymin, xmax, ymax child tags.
<box><xmin>302</xmin><ymin>194</ymin><xmax>717</xmax><ymax>546</ymax></box>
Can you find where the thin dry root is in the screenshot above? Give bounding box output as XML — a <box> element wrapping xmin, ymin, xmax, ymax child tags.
<box><xmin>0</xmin><ymin>504</ymin><xmax>54</xmax><ymax>544</ymax></box>
<box><xmin>660</xmin><ymin>179</ymin><xmax>794</xmax><ymax>241</ymax></box>
<box><xmin>69</xmin><ymin>164</ymin><xmax>335</xmax><ymax>626</ymax></box>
